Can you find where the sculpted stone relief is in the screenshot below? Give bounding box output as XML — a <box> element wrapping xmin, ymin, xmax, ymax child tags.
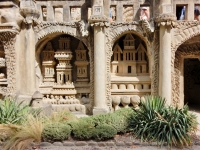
<box><xmin>123</xmin><ymin>6</ymin><xmax>134</xmax><ymax>23</ymax></box>
<box><xmin>71</xmin><ymin>7</ymin><xmax>81</xmax><ymax>22</ymax></box>
<box><xmin>0</xmin><ymin>2</ymin><xmax>23</xmax><ymax>31</ymax></box>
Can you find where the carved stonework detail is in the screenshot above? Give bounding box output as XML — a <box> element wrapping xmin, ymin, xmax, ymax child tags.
<box><xmin>123</xmin><ymin>6</ymin><xmax>133</xmax><ymax>23</ymax></box>
<box><xmin>105</xmin><ymin>27</ymin><xmax>112</xmax><ymax>110</ymax></box>
<box><xmin>0</xmin><ymin>31</ymin><xmax>17</xmax><ymax>96</ymax></box>
<box><xmin>151</xmin><ymin>30</ymin><xmax>159</xmax><ymax>95</ymax></box>
<box><xmin>155</xmin><ymin>13</ymin><xmax>177</xmax><ymax>27</ymax></box>
<box><xmin>109</xmin><ymin>22</ymin><xmax>149</xmax><ymax>49</ymax></box>
<box><xmin>71</xmin><ymin>7</ymin><xmax>81</xmax><ymax>22</ymax></box>
<box><xmin>34</xmin><ymin>22</ymin><xmax>77</xmax><ymax>41</ymax></box>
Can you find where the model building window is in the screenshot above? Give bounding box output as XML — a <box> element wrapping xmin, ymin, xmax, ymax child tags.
<box><xmin>176</xmin><ymin>5</ymin><xmax>187</xmax><ymax>20</ymax></box>
<box><xmin>139</xmin><ymin>6</ymin><xmax>150</xmax><ymax>21</ymax></box>
<box><xmin>194</xmin><ymin>5</ymin><xmax>200</xmax><ymax>21</ymax></box>
<box><xmin>128</xmin><ymin>66</ymin><xmax>131</xmax><ymax>73</ymax></box>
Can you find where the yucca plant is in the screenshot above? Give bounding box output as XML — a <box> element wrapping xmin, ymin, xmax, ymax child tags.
<box><xmin>0</xmin><ymin>97</ymin><xmax>39</xmax><ymax>125</ymax></box>
<box><xmin>129</xmin><ymin>95</ymin><xmax>198</xmax><ymax>148</ymax></box>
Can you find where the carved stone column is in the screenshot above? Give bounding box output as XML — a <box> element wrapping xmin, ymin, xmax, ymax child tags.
<box><xmin>89</xmin><ymin>1</ymin><xmax>110</xmax><ymax>114</ymax></box>
<box><xmin>19</xmin><ymin>0</ymin><xmax>40</xmax><ymax>97</ymax></box>
<box><xmin>155</xmin><ymin>14</ymin><xmax>176</xmax><ymax>105</ymax></box>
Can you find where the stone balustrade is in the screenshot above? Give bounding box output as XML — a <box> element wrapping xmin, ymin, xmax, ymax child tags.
<box><xmin>111</xmin><ymin>83</ymin><xmax>151</xmax><ymax>90</ymax></box>
<box><xmin>111</xmin><ymin>95</ymin><xmax>142</xmax><ymax>111</ymax></box>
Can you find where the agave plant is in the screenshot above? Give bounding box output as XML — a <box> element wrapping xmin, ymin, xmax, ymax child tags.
<box><xmin>129</xmin><ymin>95</ymin><xmax>198</xmax><ymax>147</ymax></box>
<box><xmin>0</xmin><ymin>97</ymin><xmax>39</xmax><ymax>125</ymax></box>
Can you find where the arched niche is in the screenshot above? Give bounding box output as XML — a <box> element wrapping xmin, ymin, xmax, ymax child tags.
<box><xmin>36</xmin><ymin>34</ymin><xmax>90</xmax><ymax>106</ymax></box>
<box><xmin>173</xmin><ymin>34</ymin><xmax>200</xmax><ymax>109</ymax></box>
<box><xmin>110</xmin><ymin>33</ymin><xmax>151</xmax><ymax>111</ymax></box>
<box><xmin>111</xmin><ymin>33</ymin><xmax>149</xmax><ymax>76</ymax></box>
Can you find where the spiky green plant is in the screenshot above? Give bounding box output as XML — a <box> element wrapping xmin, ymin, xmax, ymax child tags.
<box><xmin>129</xmin><ymin>95</ymin><xmax>198</xmax><ymax>147</ymax></box>
<box><xmin>0</xmin><ymin>97</ymin><xmax>40</xmax><ymax>125</ymax></box>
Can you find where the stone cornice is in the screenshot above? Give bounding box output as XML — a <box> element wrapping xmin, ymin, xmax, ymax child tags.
<box><xmin>155</xmin><ymin>13</ymin><xmax>177</xmax><ymax>27</ymax></box>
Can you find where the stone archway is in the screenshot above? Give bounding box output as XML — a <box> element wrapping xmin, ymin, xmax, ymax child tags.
<box><xmin>172</xmin><ymin>21</ymin><xmax>200</xmax><ymax>106</ymax></box>
<box><xmin>173</xmin><ymin>35</ymin><xmax>200</xmax><ymax>108</ymax></box>
<box><xmin>104</xmin><ymin>23</ymin><xmax>149</xmax><ymax>110</ymax></box>
<box><xmin>37</xmin><ymin>34</ymin><xmax>91</xmax><ymax>114</ymax></box>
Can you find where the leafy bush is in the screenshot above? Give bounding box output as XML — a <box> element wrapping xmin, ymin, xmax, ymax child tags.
<box><xmin>87</xmin><ymin>108</ymin><xmax>134</xmax><ymax>133</ymax></box>
<box><xmin>0</xmin><ymin>97</ymin><xmax>40</xmax><ymax>125</ymax></box>
<box><xmin>93</xmin><ymin>124</ymin><xmax>117</xmax><ymax>141</ymax></box>
<box><xmin>70</xmin><ymin>108</ymin><xmax>134</xmax><ymax>140</ymax></box>
<box><xmin>129</xmin><ymin>95</ymin><xmax>198</xmax><ymax>147</ymax></box>
<box><xmin>70</xmin><ymin>118</ymin><xmax>95</xmax><ymax>140</ymax></box>
<box><xmin>42</xmin><ymin>122</ymin><xmax>71</xmax><ymax>142</ymax></box>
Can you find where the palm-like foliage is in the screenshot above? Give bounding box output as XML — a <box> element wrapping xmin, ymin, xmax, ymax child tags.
<box><xmin>129</xmin><ymin>95</ymin><xmax>198</xmax><ymax>147</ymax></box>
<box><xmin>0</xmin><ymin>98</ymin><xmax>31</xmax><ymax>124</ymax></box>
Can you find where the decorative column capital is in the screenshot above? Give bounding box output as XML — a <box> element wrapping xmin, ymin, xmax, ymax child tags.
<box><xmin>20</xmin><ymin>0</ymin><xmax>40</xmax><ymax>25</ymax></box>
<box><xmin>89</xmin><ymin>16</ymin><xmax>110</xmax><ymax>27</ymax></box>
<box><xmin>0</xmin><ymin>30</ymin><xmax>18</xmax><ymax>41</ymax></box>
<box><xmin>155</xmin><ymin>13</ymin><xmax>177</xmax><ymax>28</ymax></box>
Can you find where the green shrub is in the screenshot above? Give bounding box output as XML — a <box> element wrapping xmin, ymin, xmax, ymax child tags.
<box><xmin>90</xmin><ymin>108</ymin><xmax>134</xmax><ymax>133</ymax></box>
<box><xmin>42</xmin><ymin>122</ymin><xmax>71</xmax><ymax>142</ymax></box>
<box><xmin>71</xmin><ymin>118</ymin><xmax>95</xmax><ymax>140</ymax></box>
<box><xmin>0</xmin><ymin>97</ymin><xmax>39</xmax><ymax>125</ymax></box>
<box><xmin>129</xmin><ymin>95</ymin><xmax>198</xmax><ymax>147</ymax></box>
<box><xmin>93</xmin><ymin>124</ymin><xmax>117</xmax><ymax>141</ymax></box>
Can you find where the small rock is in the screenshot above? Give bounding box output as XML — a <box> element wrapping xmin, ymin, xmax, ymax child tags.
<box><xmin>116</xmin><ymin>141</ymin><xmax>125</xmax><ymax>146</ymax></box>
<box><xmin>53</xmin><ymin>142</ymin><xmax>63</xmax><ymax>146</ymax></box>
<box><xmin>98</xmin><ymin>142</ymin><xmax>106</xmax><ymax>147</ymax></box>
<box><xmin>106</xmin><ymin>142</ymin><xmax>115</xmax><ymax>146</ymax></box>
<box><xmin>88</xmin><ymin>141</ymin><xmax>98</xmax><ymax>146</ymax></box>
<box><xmin>39</xmin><ymin>142</ymin><xmax>52</xmax><ymax>147</ymax></box>
<box><xmin>75</xmin><ymin>141</ymin><xmax>87</xmax><ymax>146</ymax></box>
<box><xmin>125</xmin><ymin>142</ymin><xmax>133</xmax><ymax>146</ymax></box>
<box><xmin>63</xmin><ymin>142</ymin><xmax>75</xmax><ymax>146</ymax></box>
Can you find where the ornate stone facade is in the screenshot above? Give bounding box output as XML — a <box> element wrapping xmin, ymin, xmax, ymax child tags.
<box><xmin>0</xmin><ymin>0</ymin><xmax>200</xmax><ymax>115</ymax></box>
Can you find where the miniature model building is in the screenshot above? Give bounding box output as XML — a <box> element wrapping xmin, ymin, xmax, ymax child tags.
<box><xmin>1</xmin><ymin>0</ymin><xmax>200</xmax><ymax>115</ymax></box>
<box><xmin>40</xmin><ymin>37</ymin><xmax>86</xmax><ymax>114</ymax></box>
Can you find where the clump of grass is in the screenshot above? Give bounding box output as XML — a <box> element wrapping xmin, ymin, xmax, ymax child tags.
<box><xmin>3</xmin><ymin>115</ymin><xmax>44</xmax><ymax>150</ymax></box>
<box><xmin>47</xmin><ymin>110</ymin><xmax>78</xmax><ymax>124</ymax></box>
